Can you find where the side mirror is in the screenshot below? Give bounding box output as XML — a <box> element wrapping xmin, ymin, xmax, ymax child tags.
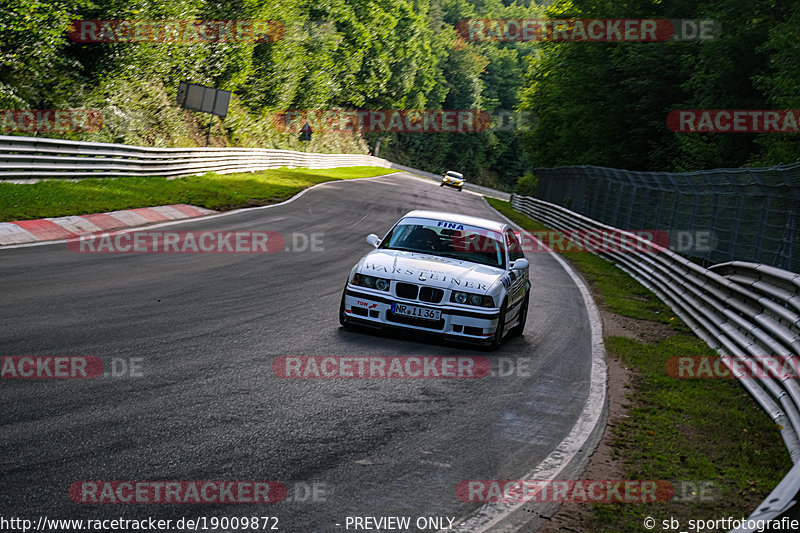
<box><xmin>511</xmin><ymin>258</ymin><xmax>529</xmax><ymax>271</ymax></box>
<box><xmin>366</xmin><ymin>234</ymin><xmax>381</xmax><ymax>248</ymax></box>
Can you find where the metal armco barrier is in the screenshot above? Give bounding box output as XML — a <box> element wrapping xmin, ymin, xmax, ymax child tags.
<box><xmin>0</xmin><ymin>135</ymin><xmax>510</xmax><ymax>200</ymax></box>
<box><xmin>0</xmin><ymin>135</ymin><xmax>379</xmax><ymax>178</ymax></box>
<box><xmin>511</xmin><ymin>194</ymin><xmax>800</xmax><ymax>531</ymax></box>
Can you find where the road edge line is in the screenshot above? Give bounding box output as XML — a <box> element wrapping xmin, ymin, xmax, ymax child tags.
<box><xmin>441</xmin><ymin>197</ymin><xmax>609</xmax><ymax>532</ymax></box>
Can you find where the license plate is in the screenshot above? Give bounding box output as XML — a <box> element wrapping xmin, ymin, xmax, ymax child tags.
<box><xmin>391</xmin><ymin>302</ymin><xmax>441</xmax><ymax>321</ymax></box>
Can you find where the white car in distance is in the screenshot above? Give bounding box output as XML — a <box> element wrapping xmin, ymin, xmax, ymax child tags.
<box><xmin>441</xmin><ymin>171</ymin><xmax>465</xmax><ymax>191</ymax></box>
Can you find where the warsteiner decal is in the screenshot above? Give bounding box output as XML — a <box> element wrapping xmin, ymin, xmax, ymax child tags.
<box><xmin>364</xmin><ymin>263</ymin><xmax>488</xmax><ymax>290</ymax></box>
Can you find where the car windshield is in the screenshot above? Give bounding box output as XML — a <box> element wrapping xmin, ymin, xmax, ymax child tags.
<box><xmin>379</xmin><ymin>221</ymin><xmax>505</xmax><ymax>269</ymax></box>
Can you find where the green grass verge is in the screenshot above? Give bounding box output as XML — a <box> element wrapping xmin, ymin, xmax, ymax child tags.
<box><xmin>487</xmin><ymin>198</ymin><xmax>791</xmax><ymax>530</ymax></box>
<box><xmin>0</xmin><ymin>166</ymin><xmax>395</xmax><ymax>222</ymax></box>
<box><xmin>594</xmin><ymin>336</ymin><xmax>790</xmax><ymax>530</ymax></box>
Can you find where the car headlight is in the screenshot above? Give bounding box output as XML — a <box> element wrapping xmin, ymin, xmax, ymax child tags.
<box><xmin>352</xmin><ymin>273</ymin><xmax>391</xmax><ymax>291</ymax></box>
<box><xmin>450</xmin><ymin>291</ymin><xmax>494</xmax><ymax>307</ymax></box>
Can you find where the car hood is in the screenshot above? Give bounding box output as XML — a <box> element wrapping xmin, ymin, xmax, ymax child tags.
<box><xmin>357</xmin><ymin>250</ymin><xmax>503</xmax><ymax>293</ymax></box>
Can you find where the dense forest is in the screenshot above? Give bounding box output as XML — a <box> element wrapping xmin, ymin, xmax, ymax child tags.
<box><xmin>521</xmin><ymin>0</ymin><xmax>800</xmax><ymax>172</ymax></box>
<box><xmin>1</xmin><ymin>0</ymin><xmax>799</xmax><ymax>190</ymax></box>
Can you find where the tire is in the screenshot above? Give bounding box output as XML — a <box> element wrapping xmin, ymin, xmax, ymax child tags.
<box><xmin>488</xmin><ymin>300</ymin><xmax>508</xmax><ymax>351</ymax></box>
<box><xmin>510</xmin><ymin>291</ymin><xmax>529</xmax><ymax>337</ymax></box>
<box><xmin>339</xmin><ymin>289</ymin><xmax>351</xmax><ymax>328</ymax></box>
<box><xmin>458</xmin><ymin>186</ymin><xmax>463</xmax><ymax>191</ymax></box>
<box><xmin>440</xmin><ymin>183</ymin><xmax>445</xmax><ymax>187</ymax></box>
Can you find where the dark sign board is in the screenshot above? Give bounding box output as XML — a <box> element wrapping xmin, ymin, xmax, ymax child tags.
<box><xmin>177</xmin><ymin>82</ymin><xmax>231</xmax><ymax>117</ymax></box>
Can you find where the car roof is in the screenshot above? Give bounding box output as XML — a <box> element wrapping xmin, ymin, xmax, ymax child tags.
<box><xmin>401</xmin><ymin>210</ymin><xmax>507</xmax><ymax>233</ymax></box>
<box><xmin>445</xmin><ymin>171</ymin><xmax>464</xmax><ymax>177</ymax></box>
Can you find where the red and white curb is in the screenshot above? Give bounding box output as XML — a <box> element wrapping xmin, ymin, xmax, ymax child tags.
<box><xmin>0</xmin><ymin>204</ymin><xmax>216</xmax><ymax>246</ymax></box>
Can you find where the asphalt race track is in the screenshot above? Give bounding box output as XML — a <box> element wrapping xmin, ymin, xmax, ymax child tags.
<box><xmin>0</xmin><ymin>173</ymin><xmax>598</xmax><ymax>532</ymax></box>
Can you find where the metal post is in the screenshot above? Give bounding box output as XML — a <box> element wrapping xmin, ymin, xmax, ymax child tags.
<box><xmin>206</xmin><ymin>90</ymin><xmax>219</xmax><ymax>147</ymax></box>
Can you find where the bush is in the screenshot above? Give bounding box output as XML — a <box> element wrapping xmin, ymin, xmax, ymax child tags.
<box><xmin>515</xmin><ymin>172</ymin><xmax>537</xmax><ymax>196</ymax></box>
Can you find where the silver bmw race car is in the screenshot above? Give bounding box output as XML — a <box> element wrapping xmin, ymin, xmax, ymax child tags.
<box><xmin>339</xmin><ymin>210</ymin><xmax>531</xmax><ymax>349</ymax></box>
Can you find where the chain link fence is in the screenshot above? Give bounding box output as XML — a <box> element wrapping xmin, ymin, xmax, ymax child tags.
<box><xmin>533</xmin><ymin>164</ymin><xmax>800</xmax><ymax>273</ymax></box>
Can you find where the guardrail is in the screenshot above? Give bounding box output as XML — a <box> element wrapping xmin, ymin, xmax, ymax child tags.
<box><xmin>0</xmin><ymin>135</ymin><xmax>511</xmax><ymax>200</ymax></box>
<box><xmin>0</xmin><ymin>135</ymin><xmax>380</xmax><ymax>178</ymax></box>
<box><xmin>510</xmin><ymin>194</ymin><xmax>800</xmax><ymax>530</ymax></box>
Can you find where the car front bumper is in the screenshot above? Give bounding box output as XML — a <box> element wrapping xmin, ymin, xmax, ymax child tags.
<box><xmin>343</xmin><ymin>287</ymin><xmax>500</xmax><ymax>344</ymax></box>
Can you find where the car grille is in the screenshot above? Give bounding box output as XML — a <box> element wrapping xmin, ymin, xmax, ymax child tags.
<box><xmin>396</xmin><ymin>283</ymin><xmax>419</xmax><ymax>299</ymax></box>
<box><xmin>419</xmin><ymin>287</ymin><xmax>444</xmax><ymax>303</ymax></box>
<box><xmin>394</xmin><ymin>283</ymin><xmax>443</xmax><ymax>303</ymax></box>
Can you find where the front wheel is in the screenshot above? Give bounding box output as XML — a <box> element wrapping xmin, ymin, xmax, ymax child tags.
<box><xmin>339</xmin><ymin>290</ymin><xmax>351</xmax><ymax>328</ymax></box>
<box><xmin>488</xmin><ymin>300</ymin><xmax>507</xmax><ymax>351</ymax></box>
<box><xmin>440</xmin><ymin>183</ymin><xmax>445</xmax><ymax>187</ymax></box>
<box><xmin>458</xmin><ymin>186</ymin><xmax>463</xmax><ymax>191</ymax></box>
<box><xmin>510</xmin><ymin>291</ymin><xmax>529</xmax><ymax>337</ymax></box>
